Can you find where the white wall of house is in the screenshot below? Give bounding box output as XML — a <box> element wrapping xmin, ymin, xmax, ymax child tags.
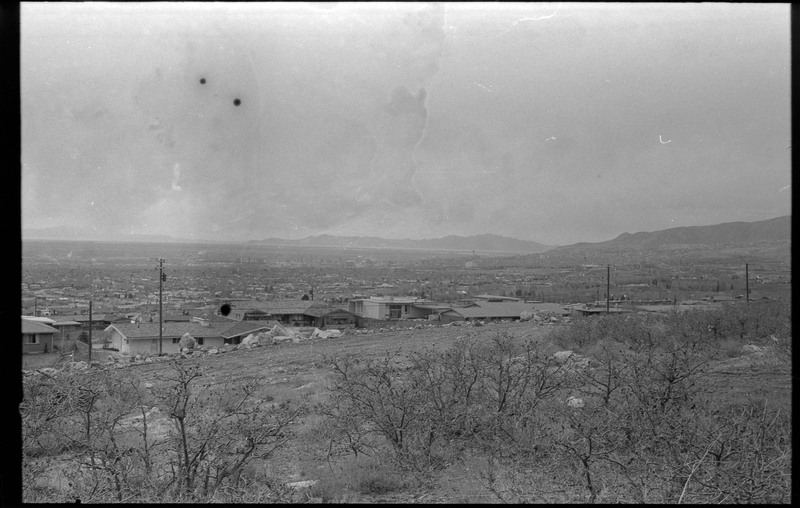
<box><xmin>350</xmin><ymin>298</ymin><xmax>421</xmax><ymax>320</ymax></box>
<box><xmin>109</xmin><ymin>331</ymin><xmax>226</xmax><ymax>355</ymax></box>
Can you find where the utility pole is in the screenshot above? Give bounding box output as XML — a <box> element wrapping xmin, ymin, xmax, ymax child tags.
<box><xmin>745</xmin><ymin>263</ymin><xmax>750</xmax><ymax>302</ymax></box>
<box><xmin>158</xmin><ymin>259</ymin><xmax>164</xmax><ymax>356</ymax></box>
<box><xmin>606</xmin><ymin>265</ymin><xmax>610</xmax><ymax>313</ymax></box>
<box><xmin>88</xmin><ymin>300</ymin><xmax>92</xmax><ymax>365</ymax></box>
<box><xmin>33</xmin><ymin>296</ymin><xmax>37</xmax><ymax>317</ymax></box>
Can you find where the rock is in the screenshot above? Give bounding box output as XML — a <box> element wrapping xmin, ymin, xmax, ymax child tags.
<box><xmin>179</xmin><ymin>333</ymin><xmax>196</xmax><ymax>350</ymax></box>
<box><xmin>286</xmin><ymin>480</ymin><xmax>318</xmax><ymax>490</ymax></box>
<box><xmin>567</xmin><ymin>396</ymin><xmax>585</xmax><ymax>408</ymax></box>
<box><xmin>520</xmin><ymin>311</ymin><xmax>534</xmax><ymax>322</ymax></box>
<box><xmin>38</xmin><ymin>367</ymin><xmax>60</xmax><ymax>376</ymax></box>
<box><xmin>742</xmin><ymin>344</ymin><xmax>764</xmax><ymax>354</ymax></box>
<box><xmin>553</xmin><ymin>350</ymin><xmax>574</xmax><ymax>363</ymax></box>
<box><xmin>310</xmin><ymin>328</ymin><xmax>342</xmax><ymax>339</ymax></box>
<box><xmin>270</xmin><ymin>324</ymin><xmax>292</xmax><ymax>338</ymax></box>
<box><xmin>241</xmin><ymin>334</ymin><xmax>259</xmax><ymax>347</ymax></box>
<box><xmin>207</xmin><ymin>348</ymin><xmax>218</xmax><ymax>355</ymax></box>
<box><xmin>72</xmin><ymin>361</ymin><xmax>89</xmax><ymax>371</ymax></box>
<box><xmin>272</xmin><ymin>336</ymin><xmax>293</xmax><ymax>344</ymax></box>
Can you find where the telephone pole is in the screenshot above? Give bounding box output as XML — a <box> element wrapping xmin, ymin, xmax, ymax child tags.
<box><xmin>158</xmin><ymin>259</ymin><xmax>164</xmax><ymax>355</ymax></box>
<box><xmin>88</xmin><ymin>300</ymin><xmax>92</xmax><ymax>365</ymax></box>
<box><xmin>606</xmin><ymin>265</ymin><xmax>610</xmax><ymax>313</ymax></box>
<box><xmin>745</xmin><ymin>263</ymin><xmax>750</xmax><ymax>303</ymax></box>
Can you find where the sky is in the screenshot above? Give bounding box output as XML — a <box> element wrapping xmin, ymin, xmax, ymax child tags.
<box><xmin>21</xmin><ymin>2</ymin><xmax>791</xmax><ymax>246</ymax></box>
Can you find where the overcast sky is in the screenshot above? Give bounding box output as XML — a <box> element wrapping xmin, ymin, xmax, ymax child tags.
<box><xmin>21</xmin><ymin>2</ymin><xmax>791</xmax><ymax>245</ymax></box>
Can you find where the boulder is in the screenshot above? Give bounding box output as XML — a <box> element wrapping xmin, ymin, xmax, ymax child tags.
<box><xmin>553</xmin><ymin>350</ymin><xmax>574</xmax><ymax>363</ymax></box>
<box><xmin>72</xmin><ymin>361</ymin><xmax>89</xmax><ymax>371</ymax></box>
<box><xmin>520</xmin><ymin>311</ymin><xmax>534</xmax><ymax>322</ymax></box>
<box><xmin>207</xmin><ymin>348</ymin><xmax>218</xmax><ymax>355</ymax></box>
<box><xmin>179</xmin><ymin>333</ymin><xmax>196</xmax><ymax>350</ymax></box>
<box><xmin>567</xmin><ymin>396</ymin><xmax>585</xmax><ymax>408</ymax></box>
<box><xmin>286</xmin><ymin>480</ymin><xmax>318</xmax><ymax>490</ymax></box>
<box><xmin>310</xmin><ymin>328</ymin><xmax>342</xmax><ymax>339</ymax></box>
<box><xmin>270</xmin><ymin>324</ymin><xmax>292</xmax><ymax>338</ymax></box>
<box><xmin>272</xmin><ymin>336</ymin><xmax>293</xmax><ymax>345</ymax></box>
<box><xmin>241</xmin><ymin>334</ymin><xmax>259</xmax><ymax>347</ymax></box>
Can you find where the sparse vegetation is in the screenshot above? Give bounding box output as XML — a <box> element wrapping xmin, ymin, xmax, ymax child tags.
<box><xmin>22</xmin><ymin>300</ymin><xmax>790</xmax><ymax>503</ymax></box>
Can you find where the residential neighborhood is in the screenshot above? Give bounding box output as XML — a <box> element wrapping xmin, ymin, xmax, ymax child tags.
<box><xmin>21</xmin><ymin>238</ymin><xmax>789</xmax><ymax>362</ymax></box>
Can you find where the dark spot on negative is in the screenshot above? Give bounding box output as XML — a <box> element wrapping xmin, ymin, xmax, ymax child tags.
<box><xmin>220</xmin><ymin>303</ymin><xmax>231</xmax><ymax>316</ymax></box>
<box><xmin>200</xmin><ymin>78</ymin><xmax>206</xmax><ymax>84</ymax></box>
<box><xmin>233</xmin><ymin>98</ymin><xmax>241</xmax><ymax>106</ymax></box>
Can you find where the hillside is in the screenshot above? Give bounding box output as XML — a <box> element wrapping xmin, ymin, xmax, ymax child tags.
<box><xmin>548</xmin><ymin>215</ymin><xmax>790</xmax><ymax>258</ymax></box>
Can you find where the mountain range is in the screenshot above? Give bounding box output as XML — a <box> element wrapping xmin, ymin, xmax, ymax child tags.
<box><xmin>545</xmin><ymin>215</ymin><xmax>790</xmax><ymax>260</ymax></box>
<box><xmin>22</xmin><ymin>215</ymin><xmax>790</xmax><ymax>255</ymax></box>
<box><xmin>247</xmin><ymin>234</ymin><xmax>552</xmax><ymax>253</ymax></box>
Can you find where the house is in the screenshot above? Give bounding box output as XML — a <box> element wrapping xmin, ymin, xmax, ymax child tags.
<box><xmin>22</xmin><ymin>318</ymin><xmax>59</xmax><ymax>354</ymax></box>
<box><xmin>438</xmin><ymin>301</ymin><xmax>536</xmax><ymax>324</ymax></box>
<box><xmin>302</xmin><ymin>303</ymin><xmax>359</xmax><ymax>328</ymax></box>
<box><xmin>239</xmin><ymin>300</ymin><xmax>358</xmax><ymax>328</ymax></box>
<box><xmin>58</xmin><ymin>313</ymin><xmax>117</xmax><ymax>329</ymax></box>
<box><xmin>348</xmin><ymin>296</ymin><xmax>432</xmax><ymax>320</ymax></box>
<box><xmin>529</xmin><ymin>302</ymin><xmax>571</xmax><ymax>316</ymax></box>
<box><xmin>217</xmin><ymin>320</ymin><xmax>279</xmax><ymax>345</ymax></box>
<box><xmin>105</xmin><ymin>322</ymin><xmax>223</xmax><ymax>355</ymax></box>
<box><xmin>105</xmin><ymin>320</ymin><xmax>279</xmax><ymax>355</ymax></box>
<box><xmin>407</xmin><ymin>302</ymin><xmax>454</xmax><ymax>320</ymax></box>
<box><xmin>227</xmin><ymin>308</ymin><xmax>274</xmax><ymax>322</ymax></box>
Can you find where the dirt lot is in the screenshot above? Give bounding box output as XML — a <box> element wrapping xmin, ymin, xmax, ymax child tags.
<box><xmin>124</xmin><ymin>321</ymin><xmax>550</xmax><ymax>392</ymax></box>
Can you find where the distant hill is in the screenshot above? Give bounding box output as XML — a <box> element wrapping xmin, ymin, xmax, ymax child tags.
<box><xmin>548</xmin><ymin>216</ymin><xmax>790</xmax><ymax>257</ymax></box>
<box><xmin>248</xmin><ymin>233</ymin><xmax>553</xmax><ymax>253</ymax></box>
<box><xmin>23</xmin><ymin>227</ymin><xmax>190</xmax><ymax>244</ymax></box>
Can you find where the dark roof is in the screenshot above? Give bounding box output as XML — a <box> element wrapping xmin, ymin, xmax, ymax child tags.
<box><xmin>58</xmin><ymin>314</ymin><xmax>116</xmax><ymax>323</ymax></box>
<box><xmin>443</xmin><ymin>302</ymin><xmax>533</xmax><ymax>319</ymax></box>
<box><xmin>22</xmin><ymin>318</ymin><xmax>59</xmax><ymax>334</ymax></box>
<box><xmin>575</xmin><ymin>307</ymin><xmax>630</xmax><ymax>314</ymax></box>
<box><xmin>258</xmin><ymin>300</ymin><xmax>317</xmax><ymax>314</ymax></box>
<box><xmin>302</xmin><ymin>303</ymin><xmax>354</xmax><ymax>318</ymax></box>
<box><xmin>163</xmin><ymin>314</ymin><xmax>192</xmax><ymax>322</ymax></box>
<box><xmin>411</xmin><ymin>303</ymin><xmax>453</xmax><ymax>310</ymax></box>
<box><xmin>474</xmin><ymin>294</ymin><xmax>521</xmax><ymax>301</ymax></box>
<box><xmin>106</xmin><ymin>322</ymin><xmax>225</xmax><ymax>340</ymax></box>
<box><xmin>530</xmin><ymin>303</ymin><xmax>570</xmax><ymax>315</ymax></box>
<box><xmin>218</xmin><ymin>320</ymin><xmax>278</xmax><ymax>339</ymax></box>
